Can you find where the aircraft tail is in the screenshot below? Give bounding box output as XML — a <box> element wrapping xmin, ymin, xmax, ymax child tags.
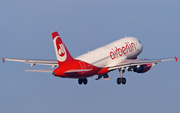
<box><xmin>52</xmin><ymin>31</ymin><xmax>74</xmax><ymax>66</ymax></box>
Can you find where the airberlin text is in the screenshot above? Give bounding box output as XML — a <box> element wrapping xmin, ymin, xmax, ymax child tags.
<box><xmin>110</xmin><ymin>42</ymin><xmax>136</xmax><ymax>60</ymax></box>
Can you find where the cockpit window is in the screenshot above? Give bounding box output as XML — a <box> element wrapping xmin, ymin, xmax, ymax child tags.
<box><xmin>139</xmin><ymin>40</ymin><xmax>141</xmax><ymax>44</ymax></box>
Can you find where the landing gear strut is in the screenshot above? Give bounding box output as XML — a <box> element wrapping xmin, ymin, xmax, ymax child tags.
<box><xmin>78</xmin><ymin>78</ymin><xmax>88</xmax><ymax>85</ymax></box>
<box><xmin>117</xmin><ymin>68</ymin><xmax>126</xmax><ymax>85</ymax></box>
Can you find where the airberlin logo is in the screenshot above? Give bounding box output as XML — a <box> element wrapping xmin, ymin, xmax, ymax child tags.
<box><xmin>58</xmin><ymin>44</ymin><xmax>66</xmax><ymax>57</ymax></box>
<box><xmin>110</xmin><ymin>42</ymin><xmax>136</xmax><ymax>60</ymax></box>
<box><xmin>53</xmin><ymin>36</ymin><xmax>67</xmax><ymax>62</ymax></box>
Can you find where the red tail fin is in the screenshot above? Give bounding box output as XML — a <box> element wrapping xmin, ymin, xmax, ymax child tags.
<box><xmin>52</xmin><ymin>31</ymin><xmax>74</xmax><ymax>66</ymax></box>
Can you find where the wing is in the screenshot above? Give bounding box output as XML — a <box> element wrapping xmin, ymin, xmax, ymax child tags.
<box><xmin>2</xmin><ymin>58</ymin><xmax>93</xmax><ymax>74</ymax></box>
<box><xmin>108</xmin><ymin>57</ymin><xmax>178</xmax><ymax>70</ymax></box>
<box><xmin>2</xmin><ymin>58</ymin><xmax>58</xmax><ymax>68</ymax></box>
<box><xmin>25</xmin><ymin>69</ymin><xmax>93</xmax><ymax>74</ymax></box>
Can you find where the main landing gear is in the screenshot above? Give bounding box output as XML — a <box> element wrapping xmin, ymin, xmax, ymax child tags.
<box><xmin>117</xmin><ymin>77</ymin><xmax>126</xmax><ymax>85</ymax></box>
<box><xmin>78</xmin><ymin>78</ymin><xmax>88</xmax><ymax>85</ymax></box>
<box><xmin>117</xmin><ymin>68</ymin><xmax>126</xmax><ymax>85</ymax></box>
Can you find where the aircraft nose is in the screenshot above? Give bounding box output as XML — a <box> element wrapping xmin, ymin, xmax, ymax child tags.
<box><xmin>139</xmin><ymin>44</ymin><xmax>143</xmax><ymax>53</ymax></box>
<box><xmin>140</xmin><ymin>44</ymin><xmax>143</xmax><ymax>51</ymax></box>
<box><xmin>136</xmin><ymin>42</ymin><xmax>143</xmax><ymax>53</ymax></box>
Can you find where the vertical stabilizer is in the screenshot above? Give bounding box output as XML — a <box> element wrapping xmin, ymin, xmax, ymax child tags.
<box><xmin>52</xmin><ymin>31</ymin><xmax>74</xmax><ymax>66</ymax></box>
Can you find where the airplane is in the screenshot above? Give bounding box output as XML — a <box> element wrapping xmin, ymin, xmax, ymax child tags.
<box><xmin>2</xmin><ymin>31</ymin><xmax>178</xmax><ymax>85</ymax></box>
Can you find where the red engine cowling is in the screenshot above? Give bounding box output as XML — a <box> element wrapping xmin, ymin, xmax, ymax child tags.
<box><xmin>133</xmin><ymin>63</ymin><xmax>152</xmax><ymax>73</ymax></box>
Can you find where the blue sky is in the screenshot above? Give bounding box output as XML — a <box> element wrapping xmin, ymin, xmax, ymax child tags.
<box><xmin>1</xmin><ymin>0</ymin><xmax>180</xmax><ymax>113</ymax></box>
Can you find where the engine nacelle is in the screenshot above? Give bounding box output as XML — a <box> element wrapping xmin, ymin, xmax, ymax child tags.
<box><xmin>133</xmin><ymin>63</ymin><xmax>152</xmax><ymax>73</ymax></box>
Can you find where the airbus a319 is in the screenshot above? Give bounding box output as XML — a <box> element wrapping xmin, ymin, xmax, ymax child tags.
<box><xmin>3</xmin><ymin>31</ymin><xmax>178</xmax><ymax>85</ymax></box>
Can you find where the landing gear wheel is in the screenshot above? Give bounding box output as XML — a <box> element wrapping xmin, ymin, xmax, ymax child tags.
<box><xmin>83</xmin><ymin>78</ymin><xmax>88</xmax><ymax>85</ymax></box>
<box><xmin>78</xmin><ymin>79</ymin><xmax>83</xmax><ymax>85</ymax></box>
<box><xmin>117</xmin><ymin>78</ymin><xmax>121</xmax><ymax>84</ymax></box>
<box><xmin>117</xmin><ymin>78</ymin><xmax>126</xmax><ymax>85</ymax></box>
<box><xmin>122</xmin><ymin>78</ymin><xmax>126</xmax><ymax>85</ymax></box>
<box><xmin>78</xmin><ymin>78</ymin><xmax>88</xmax><ymax>85</ymax></box>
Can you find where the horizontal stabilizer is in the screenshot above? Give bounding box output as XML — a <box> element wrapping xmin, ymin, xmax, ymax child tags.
<box><xmin>25</xmin><ymin>69</ymin><xmax>54</xmax><ymax>73</ymax></box>
<box><xmin>64</xmin><ymin>69</ymin><xmax>93</xmax><ymax>74</ymax></box>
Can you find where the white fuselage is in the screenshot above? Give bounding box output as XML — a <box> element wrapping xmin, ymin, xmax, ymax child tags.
<box><xmin>76</xmin><ymin>37</ymin><xmax>143</xmax><ymax>67</ymax></box>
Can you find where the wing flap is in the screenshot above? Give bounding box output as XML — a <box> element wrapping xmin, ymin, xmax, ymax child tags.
<box><xmin>25</xmin><ymin>60</ymin><xmax>58</xmax><ymax>66</ymax></box>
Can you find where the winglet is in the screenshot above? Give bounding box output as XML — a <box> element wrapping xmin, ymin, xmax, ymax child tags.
<box><xmin>175</xmin><ymin>56</ymin><xmax>178</xmax><ymax>62</ymax></box>
<box><xmin>2</xmin><ymin>57</ymin><xmax>5</xmax><ymax>63</ymax></box>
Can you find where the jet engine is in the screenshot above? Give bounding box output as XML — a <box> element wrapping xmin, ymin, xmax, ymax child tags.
<box><xmin>133</xmin><ymin>63</ymin><xmax>152</xmax><ymax>73</ymax></box>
